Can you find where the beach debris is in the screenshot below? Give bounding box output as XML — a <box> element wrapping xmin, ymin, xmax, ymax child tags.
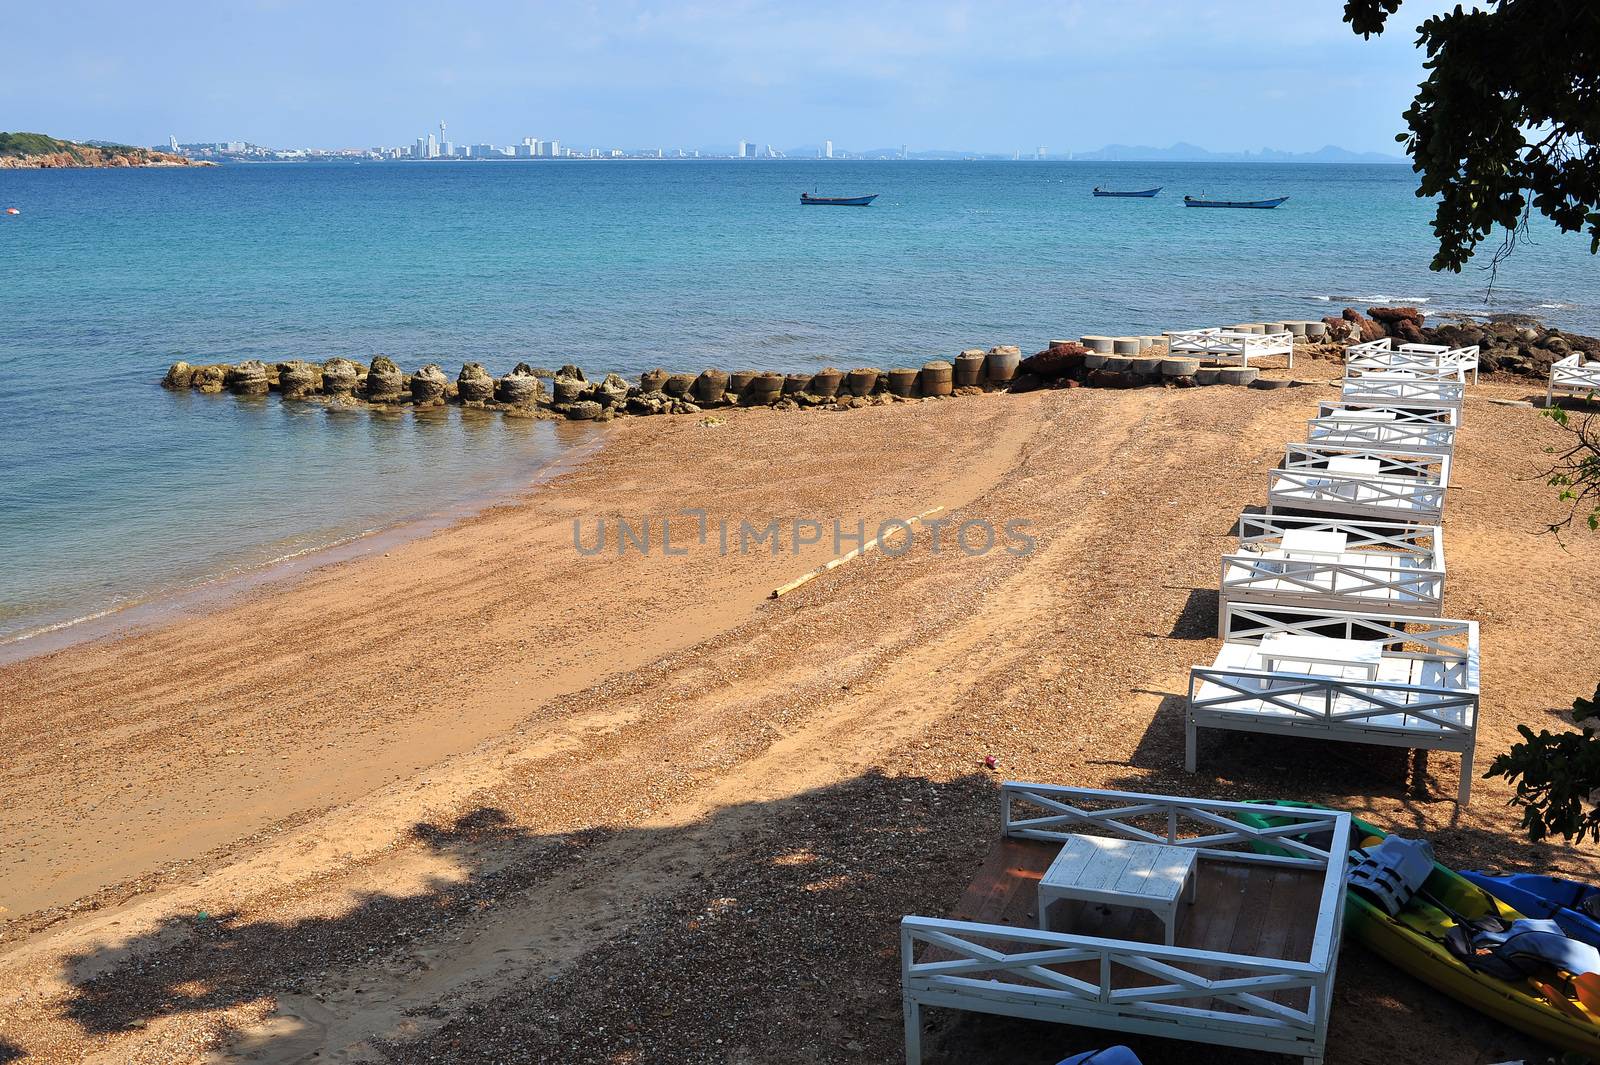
<box><xmin>982</xmin><ymin>754</ymin><xmax>999</xmax><ymax>770</ymax></box>
<box><xmin>696</xmin><ymin>416</ymin><xmax>725</xmax><ymax>428</ymax></box>
<box><xmin>769</xmin><ymin>505</ymin><xmax>944</xmax><ymax>599</ymax></box>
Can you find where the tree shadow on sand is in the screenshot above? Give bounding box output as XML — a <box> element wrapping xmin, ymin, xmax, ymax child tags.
<box><xmin>40</xmin><ymin>755</ymin><xmax>1571</xmax><ymax>1065</ymax></box>
<box><xmin>46</xmin><ymin>770</ymin><xmax>1109</xmax><ymax>1064</ymax></box>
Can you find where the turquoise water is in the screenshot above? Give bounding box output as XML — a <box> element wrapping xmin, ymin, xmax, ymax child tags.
<box><xmin>1</xmin><ymin>160</ymin><xmax>1595</xmax><ymax>646</ymax></box>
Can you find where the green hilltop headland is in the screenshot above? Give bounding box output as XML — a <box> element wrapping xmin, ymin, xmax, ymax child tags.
<box><xmin>0</xmin><ymin>131</ymin><xmax>207</xmax><ymax>168</ymax></box>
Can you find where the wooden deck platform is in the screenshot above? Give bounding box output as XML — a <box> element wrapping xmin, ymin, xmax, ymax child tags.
<box><xmin>932</xmin><ymin>836</ymin><xmax>1323</xmax><ymax>1014</ymax></box>
<box><xmin>901</xmin><ymin>785</ymin><xmax>1346</xmax><ymax>1064</ymax></box>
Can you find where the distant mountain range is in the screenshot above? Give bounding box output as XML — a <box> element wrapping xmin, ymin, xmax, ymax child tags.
<box><xmin>779</xmin><ymin>142</ymin><xmax>1406</xmax><ymax>163</ymax></box>
<box><xmin>1066</xmin><ymin>142</ymin><xmax>1405</xmax><ymax>163</ymax></box>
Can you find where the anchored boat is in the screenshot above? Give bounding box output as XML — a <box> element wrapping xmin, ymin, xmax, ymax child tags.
<box><xmin>1092</xmin><ymin>186</ymin><xmax>1161</xmax><ymax>198</ymax></box>
<box><xmin>800</xmin><ymin>192</ymin><xmax>878</xmax><ymax>206</ymax></box>
<box><xmin>1184</xmin><ymin>195</ymin><xmax>1289</xmax><ymax>209</ymax></box>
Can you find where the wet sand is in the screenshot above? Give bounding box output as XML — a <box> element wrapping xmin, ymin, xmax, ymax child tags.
<box><xmin>2</xmin><ymin>358</ymin><xmax>1597</xmax><ymax>1064</ymax></box>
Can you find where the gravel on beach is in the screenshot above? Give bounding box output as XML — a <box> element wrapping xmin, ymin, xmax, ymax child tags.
<box><xmin>1</xmin><ymin>356</ymin><xmax>1596</xmax><ymax>1065</ymax></box>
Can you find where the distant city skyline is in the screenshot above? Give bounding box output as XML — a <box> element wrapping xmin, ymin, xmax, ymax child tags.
<box><xmin>6</xmin><ymin>2</ymin><xmax>1474</xmax><ymax>155</ymax></box>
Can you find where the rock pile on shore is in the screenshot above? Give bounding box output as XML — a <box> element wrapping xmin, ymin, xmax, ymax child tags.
<box><xmin>158</xmin><ymin>344</ymin><xmax>1087</xmax><ymax>420</ymax></box>
<box><xmin>1323</xmin><ymin>306</ymin><xmax>1597</xmax><ymax>378</ymax></box>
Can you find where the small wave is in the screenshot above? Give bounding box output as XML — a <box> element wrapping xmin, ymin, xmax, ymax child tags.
<box><xmin>6</xmin><ymin>606</ymin><xmax>123</xmax><ymax>643</ymax></box>
<box><xmin>1311</xmin><ymin>295</ymin><xmax>1431</xmax><ymax>305</ymax></box>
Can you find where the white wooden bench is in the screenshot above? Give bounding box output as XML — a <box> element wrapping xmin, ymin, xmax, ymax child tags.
<box><xmin>1549</xmin><ymin>353</ymin><xmax>1600</xmax><ymax>404</ymax></box>
<box><xmin>1346</xmin><ymin>339</ymin><xmax>1479</xmax><ymax>384</ymax></box>
<box><xmin>1165</xmin><ymin>328</ymin><xmax>1295</xmax><ymax>369</ymax></box>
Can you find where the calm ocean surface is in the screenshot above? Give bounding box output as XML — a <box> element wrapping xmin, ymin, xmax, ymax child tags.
<box><xmin>1</xmin><ymin>159</ymin><xmax>1595</xmax><ymax>647</ymax></box>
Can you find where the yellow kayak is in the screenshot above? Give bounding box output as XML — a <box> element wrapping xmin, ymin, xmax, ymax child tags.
<box><xmin>1241</xmin><ymin>801</ymin><xmax>1600</xmax><ymax>1058</ymax></box>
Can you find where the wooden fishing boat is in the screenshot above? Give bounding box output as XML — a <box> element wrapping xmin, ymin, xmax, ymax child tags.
<box><xmin>1092</xmin><ymin>186</ymin><xmax>1161</xmax><ymax>198</ymax></box>
<box><xmin>799</xmin><ymin>192</ymin><xmax>878</xmax><ymax>206</ymax></box>
<box><xmin>1239</xmin><ymin>800</ymin><xmax>1600</xmax><ymax>1059</ymax></box>
<box><xmin>1184</xmin><ymin>195</ymin><xmax>1289</xmax><ymax>209</ymax></box>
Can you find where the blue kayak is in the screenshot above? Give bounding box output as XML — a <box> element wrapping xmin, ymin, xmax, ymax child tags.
<box><xmin>1056</xmin><ymin>1049</ymin><xmax>1141</xmax><ymax>1065</ymax></box>
<box><xmin>1462</xmin><ymin>871</ymin><xmax>1600</xmax><ymax>949</ymax></box>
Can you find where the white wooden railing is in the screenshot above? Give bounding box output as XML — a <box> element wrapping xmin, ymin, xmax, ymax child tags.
<box><xmin>1188</xmin><ymin>604</ymin><xmax>1479</xmax><ymax>802</ymax></box>
<box><xmin>1282</xmin><ymin>441</ymin><xmax>1451</xmax><ymax>488</ymax></box>
<box><xmin>1549</xmin><ymin>353</ymin><xmax>1600</xmax><ymax>403</ymax></box>
<box><xmin>1345</xmin><ymin>339</ymin><xmax>1479</xmax><ymax>383</ymax></box>
<box><xmin>1222</xmin><ymin>513</ymin><xmax>1444</xmax><ymax>626</ymax></box>
<box><xmin>901</xmin><ymin>784</ymin><xmax>1348</xmax><ymax>1064</ymax></box>
<box><xmin>1316</xmin><ymin>401</ymin><xmax>1455</xmax><ymax>427</ymax></box>
<box><xmin>1267</xmin><ymin>467</ymin><xmax>1446</xmax><ymax>523</ymax></box>
<box><xmin>1165</xmin><ymin>328</ymin><xmax>1295</xmax><ymax>368</ymax></box>
<box><xmin>1340</xmin><ymin>377</ymin><xmax>1465</xmax><ymax>423</ymax></box>
<box><xmin>1307</xmin><ymin>415</ymin><xmax>1456</xmax><ymax>456</ymax></box>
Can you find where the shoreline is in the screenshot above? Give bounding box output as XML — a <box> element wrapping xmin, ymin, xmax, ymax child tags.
<box><xmin>0</xmin><ymin>434</ymin><xmax>608</xmax><ymax>667</ymax></box>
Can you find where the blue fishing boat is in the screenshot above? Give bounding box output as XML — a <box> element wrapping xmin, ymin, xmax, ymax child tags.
<box><xmin>800</xmin><ymin>192</ymin><xmax>878</xmax><ymax>206</ymax></box>
<box><xmin>1184</xmin><ymin>195</ymin><xmax>1289</xmax><ymax>209</ymax></box>
<box><xmin>1092</xmin><ymin>186</ymin><xmax>1161</xmax><ymax>198</ymax></box>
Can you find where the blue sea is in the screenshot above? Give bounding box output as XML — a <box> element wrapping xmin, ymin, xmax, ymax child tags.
<box><xmin>1</xmin><ymin>159</ymin><xmax>1595</xmax><ymax>649</ymax></box>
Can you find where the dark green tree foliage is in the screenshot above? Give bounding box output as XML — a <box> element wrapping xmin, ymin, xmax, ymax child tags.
<box><xmin>1542</xmin><ymin>406</ymin><xmax>1600</xmax><ymax>534</ymax></box>
<box><xmin>1488</xmin><ymin>686</ymin><xmax>1600</xmax><ymax>843</ymax></box>
<box><xmin>1344</xmin><ymin>1</ymin><xmax>1600</xmax><ymax>271</ymax></box>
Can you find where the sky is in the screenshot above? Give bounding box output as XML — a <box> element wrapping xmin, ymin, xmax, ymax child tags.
<box><xmin>3</xmin><ymin>1</ymin><xmax>1468</xmax><ymax>154</ymax></box>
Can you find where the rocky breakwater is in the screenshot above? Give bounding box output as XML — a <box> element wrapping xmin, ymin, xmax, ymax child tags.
<box><xmin>1005</xmin><ymin>340</ymin><xmax>1290</xmax><ymax>391</ymax></box>
<box><xmin>159</xmin><ymin>334</ymin><xmax>1290</xmax><ymax>426</ymax></box>
<box><xmin>1323</xmin><ymin>306</ymin><xmax>1599</xmax><ymax>378</ymax></box>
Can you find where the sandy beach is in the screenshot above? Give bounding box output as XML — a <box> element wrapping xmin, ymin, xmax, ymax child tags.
<box><xmin>3</xmin><ymin>354</ymin><xmax>1598</xmax><ymax>1064</ymax></box>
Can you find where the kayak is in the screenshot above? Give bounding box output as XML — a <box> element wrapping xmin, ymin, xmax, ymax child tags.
<box><xmin>1238</xmin><ymin>800</ymin><xmax>1600</xmax><ymax>1057</ymax></box>
<box><xmin>1464</xmin><ymin>872</ymin><xmax>1600</xmax><ymax>950</ymax></box>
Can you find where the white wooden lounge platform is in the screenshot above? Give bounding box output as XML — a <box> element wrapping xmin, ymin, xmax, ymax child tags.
<box><xmin>1346</xmin><ymin>339</ymin><xmax>1480</xmax><ymax>384</ymax></box>
<box><xmin>1221</xmin><ymin>513</ymin><xmax>1444</xmax><ymax>630</ymax></box>
<box><xmin>1165</xmin><ymin>328</ymin><xmax>1294</xmax><ymax>369</ymax></box>
<box><xmin>1281</xmin><ymin>441</ymin><xmax>1451</xmax><ymax>489</ymax></box>
<box><xmin>1267</xmin><ymin>449</ymin><xmax>1447</xmax><ymax>524</ymax></box>
<box><xmin>901</xmin><ymin>783</ymin><xmax>1348</xmax><ymax>1065</ymax></box>
<box><xmin>1307</xmin><ymin>408</ymin><xmax>1456</xmax><ymax>457</ymax></box>
<box><xmin>1340</xmin><ymin>376</ymin><xmax>1465</xmax><ymax>425</ymax></box>
<box><xmin>1188</xmin><ymin>603</ymin><xmax>1479</xmax><ymax>804</ymax></box>
<box><xmin>1549</xmin><ymin>353</ymin><xmax>1600</xmax><ymax>403</ymax></box>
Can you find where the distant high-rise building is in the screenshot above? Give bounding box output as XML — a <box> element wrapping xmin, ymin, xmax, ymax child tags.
<box><xmin>899</xmin><ymin>144</ymin><xmax>908</xmax><ymax>159</ymax></box>
<box><xmin>168</xmin><ymin>134</ymin><xmax>178</xmax><ymax>151</ymax></box>
<box><xmin>426</xmin><ymin>133</ymin><xmax>438</xmax><ymax>159</ymax></box>
<box><xmin>549</xmin><ymin>139</ymin><xmax>561</xmax><ymax>158</ymax></box>
<box><xmin>737</xmin><ymin>139</ymin><xmax>749</xmax><ymax>159</ymax></box>
<box><xmin>1036</xmin><ymin>146</ymin><xmax>1046</xmax><ymax>160</ymax></box>
<box><xmin>824</xmin><ymin>139</ymin><xmax>833</xmax><ymax>159</ymax></box>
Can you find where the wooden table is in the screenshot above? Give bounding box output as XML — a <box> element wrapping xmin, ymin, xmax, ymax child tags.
<box><xmin>1037</xmin><ymin>834</ymin><xmax>1198</xmax><ymax>946</ymax></box>
<box><xmin>1327</xmin><ymin>456</ymin><xmax>1382</xmax><ymax>477</ymax></box>
<box><xmin>1259</xmin><ymin>632</ymin><xmax>1384</xmax><ymax>680</ymax></box>
<box><xmin>1279</xmin><ymin>529</ymin><xmax>1349</xmax><ymax>559</ymax></box>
